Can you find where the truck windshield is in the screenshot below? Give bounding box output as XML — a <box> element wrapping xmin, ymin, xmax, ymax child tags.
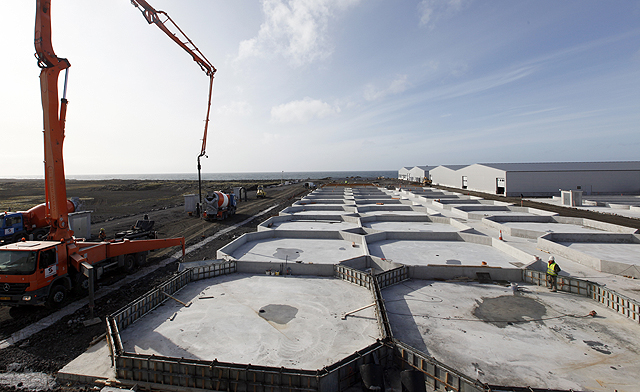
<box><xmin>0</xmin><ymin>251</ymin><xmax>38</xmax><ymax>275</ymax></box>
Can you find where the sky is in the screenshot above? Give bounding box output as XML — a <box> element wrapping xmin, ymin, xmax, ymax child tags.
<box><xmin>1</xmin><ymin>0</ymin><xmax>639</xmax><ymax>177</ymax></box>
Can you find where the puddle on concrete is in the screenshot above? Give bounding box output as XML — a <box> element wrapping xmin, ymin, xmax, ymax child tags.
<box><xmin>473</xmin><ymin>295</ymin><xmax>546</xmax><ymax>328</ymax></box>
<box><xmin>259</xmin><ymin>304</ymin><xmax>298</xmax><ymax>324</ymax></box>
<box><xmin>273</xmin><ymin>248</ymin><xmax>303</xmax><ymax>260</ymax></box>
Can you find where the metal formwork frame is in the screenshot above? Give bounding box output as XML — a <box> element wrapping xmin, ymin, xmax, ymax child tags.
<box><xmin>375</xmin><ymin>265</ymin><xmax>410</xmax><ymax>289</ymax></box>
<box><xmin>111</xmin><ymin>268</ymin><xmax>192</xmax><ymax>330</ymax></box>
<box><xmin>591</xmin><ymin>285</ymin><xmax>640</xmax><ymax>323</ymax></box>
<box><xmin>115</xmin><ymin>354</ymin><xmax>321</xmax><ymax>391</ymax></box>
<box><xmin>391</xmin><ymin>340</ymin><xmax>485</xmax><ymax>392</ymax></box>
<box><xmin>190</xmin><ymin>260</ymin><xmax>237</xmax><ymax>280</ymax></box>
<box><xmin>523</xmin><ymin>269</ymin><xmax>640</xmax><ymax>324</ymax></box>
<box><xmin>333</xmin><ymin>264</ymin><xmax>371</xmax><ymax>288</ymax></box>
<box><xmin>334</xmin><ymin>264</ymin><xmax>393</xmax><ymax>339</ymax></box>
<box><xmin>105</xmin><ymin>264</ymin><xmax>592</xmax><ymax>392</ymax></box>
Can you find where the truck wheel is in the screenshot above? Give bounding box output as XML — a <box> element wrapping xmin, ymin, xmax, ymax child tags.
<box><xmin>122</xmin><ymin>254</ymin><xmax>136</xmax><ymax>273</ymax></box>
<box><xmin>33</xmin><ymin>229</ymin><xmax>48</xmax><ymax>241</ymax></box>
<box><xmin>73</xmin><ymin>273</ymin><xmax>90</xmax><ymax>296</ymax></box>
<box><xmin>135</xmin><ymin>252</ymin><xmax>147</xmax><ymax>267</ymax></box>
<box><xmin>12</xmin><ymin>232</ymin><xmax>26</xmax><ymax>242</ymax></box>
<box><xmin>46</xmin><ymin>284</ymin><xmax>67</xmax><ymax>309</ymax></box>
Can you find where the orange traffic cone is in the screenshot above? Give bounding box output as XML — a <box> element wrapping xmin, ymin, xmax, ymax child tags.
<box><xmin>499</xmin><ymin>230</ymin><xmax>503</xmax><ymax>241</ymax></box>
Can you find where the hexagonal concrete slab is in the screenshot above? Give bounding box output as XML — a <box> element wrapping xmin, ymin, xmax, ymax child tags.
<box><xmin>383</xmin><ymin>280</ymin><xmax>640</xmax><ymax>391</ymax></box>
<box><xmin>119</xmin><ymin>273</ymin><xmax>380</xmax><ymax>369</ymax></box>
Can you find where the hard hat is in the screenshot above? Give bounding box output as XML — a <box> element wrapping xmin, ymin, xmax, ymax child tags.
<box><xmin>100</xmin><ymin>228</ymin><xmax>105</xmax><ymax>232</ymax></box>
<box><xmin>548</xmin><ymin>256</ymin><xmax>555</xmax><ymax>262</ymax></box>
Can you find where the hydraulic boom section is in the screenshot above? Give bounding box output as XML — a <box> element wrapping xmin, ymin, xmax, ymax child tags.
<box><xmin>130</xmin><ymin>0</ymin><xmax>216</xmax><ymax>213</ymax></box>
<box><xmin>35</xmin><ymin>0</ymin><xmax>72</xmax><ymax>242</ymax></box>
<box><xmin>0</xmin><ymin>1</ymin><xmax>187</xmax><ymax>309</ymax></box>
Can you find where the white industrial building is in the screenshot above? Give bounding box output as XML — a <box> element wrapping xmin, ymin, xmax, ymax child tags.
<box><xmin>397</xmin><ymin>166</ymin><xmax>411</xmax><ymax>181</ymax></box>
<box><xmin>422</xmin><ymin>162</ymin><xmax>640</xmax><ymax>197</ymax></box>
<box><xmin>428</xmin><ymin>165</ymin><xmax>469</xmax><ymax>188</ymax></box>
<box><xmin>398</xmin><ymin>165</ymin><xmax>434</xmax><ymax>182</ymax></box>
<box><xmin>409</xmin><ymin>165</ymin><xmax>434</xmax><ymax>182</ymax></box>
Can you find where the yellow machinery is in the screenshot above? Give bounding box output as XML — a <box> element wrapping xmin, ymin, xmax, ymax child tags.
<box><xmin>256</xmin><ymin>185</ymin><xmax>266</xmax><ymax>199</ymax></box>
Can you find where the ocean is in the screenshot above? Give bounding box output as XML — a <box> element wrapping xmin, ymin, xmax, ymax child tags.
<box><xmin>8</xmin><ymin>170</ymin><xmax>398</xmax><ymax>181</ymax></box>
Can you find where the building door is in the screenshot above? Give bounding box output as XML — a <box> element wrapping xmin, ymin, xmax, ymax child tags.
<box><xmin>496</xmin><ymin>178</ymin><xmax>505</xmax><ymax>195</ymax></box>
<box><xmin>462</xmin><ymin>176</ymin><xmax>468</xmax><ymax>189</ymax></box>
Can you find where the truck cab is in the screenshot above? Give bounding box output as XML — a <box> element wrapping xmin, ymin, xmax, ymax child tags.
<box><xmin>0</xmin><ymin>240</ymin><xmax>69</xmax><ymax>307</ymax></box>
<box><xmin>0</xmin><ymin>212</ymin><xmax>26</xmax><ymax>243</ymax></box>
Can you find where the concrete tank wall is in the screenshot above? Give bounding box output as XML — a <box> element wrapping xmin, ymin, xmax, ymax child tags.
<box><xmin>409</xmin><ymin>265</ymin><xmax>522</xmax><ymax>282</ymax></box>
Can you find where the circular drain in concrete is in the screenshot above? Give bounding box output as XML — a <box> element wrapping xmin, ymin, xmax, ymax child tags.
<box><xmin>473</xmin><ymin>295</ymin><xmax>546</xmax><ymax>328</ymax></box>
<box><xmin>258</xmin><ymin>304</ymin><xmax>298</xmax><ymax>324</ymax></box>
<box><xmin>273</xmin><ymin>248</ymin><xmax>303</xmax><ymax>260</ymax></box>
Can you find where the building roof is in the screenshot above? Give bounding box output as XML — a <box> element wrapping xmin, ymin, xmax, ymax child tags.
<box><xmin>434</xmin><ymin>164</ymin><xmax>469</xmax><ymax>171</ymax></box>
<box><xmin>478</xmin><ymin>161</ymin><xmax>640</xmax><ymax>172</ymax></box>
<box><xmin>410</xmin><ymin>165</ymin><xmax>435</xmax><ymax>173</ymax></box>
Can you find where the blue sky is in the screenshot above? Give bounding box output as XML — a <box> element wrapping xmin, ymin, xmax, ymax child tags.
<box><xmin>1</xmin><ymin>0</ymin><xmax>639</xmax><ymax>176</ymax></box>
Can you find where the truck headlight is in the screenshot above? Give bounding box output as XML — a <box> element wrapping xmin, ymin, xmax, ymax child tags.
<box><xmin>22</xmin><ymin>296</ymin><xmax>32</xmax><ymax>301</ymax></box>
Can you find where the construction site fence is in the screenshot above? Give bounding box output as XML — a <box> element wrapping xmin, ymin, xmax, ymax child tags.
<box><xmin>523</xmin><ymin>269</ymin><xmax>640</xmax><ymax>324</ymax></box>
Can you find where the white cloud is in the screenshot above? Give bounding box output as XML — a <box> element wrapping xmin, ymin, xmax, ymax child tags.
<box><xmin>237</xmin><ymin>0</ymin><xmax>360</xmax><ymax>66</ymax></box>
<box><xmin>418</xmin><ymin>0</ymin><xmax>469</xmax><ymax>28</ymax></box>
<box><xmin>262</xmin><ymin>132</ymin><xmax>282</xmax><ymax>143</ymax></box>
<box><xmin>364</xmin><ymin>75</ymin><xmax>409</xmax><ymax>101</ymax></box>
<box><xmin>217</xmin><ymin>101</ymin><xmax>252</xmax><ymax>116</ymax></box>
<box><xmin>271</xmin><ymin>97</ymin><xmax>340</xmax><ymax>123</ymax></box>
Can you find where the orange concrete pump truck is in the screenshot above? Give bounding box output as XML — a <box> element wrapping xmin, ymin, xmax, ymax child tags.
<box><xmin>0</xmin><ymin>0</ymin><xmax>185</xmax><ymax>309</ymax></box>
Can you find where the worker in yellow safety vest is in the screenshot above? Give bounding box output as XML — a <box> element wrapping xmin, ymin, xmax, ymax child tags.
<box><xmin>99</xmin><ymin>228</ymin><xmax>107</xmax><ymax>242</ymax></box>
<box><xmin>547</xmin><ymin>256</ymin><xmax>561</xmax><ymax>292</ymax></box>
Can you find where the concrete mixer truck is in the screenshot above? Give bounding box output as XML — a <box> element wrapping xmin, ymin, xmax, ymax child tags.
<box><xmin>202</xmin><ymin>191</ymin><xmax>237</xmax><ymax>220</ymax></box>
